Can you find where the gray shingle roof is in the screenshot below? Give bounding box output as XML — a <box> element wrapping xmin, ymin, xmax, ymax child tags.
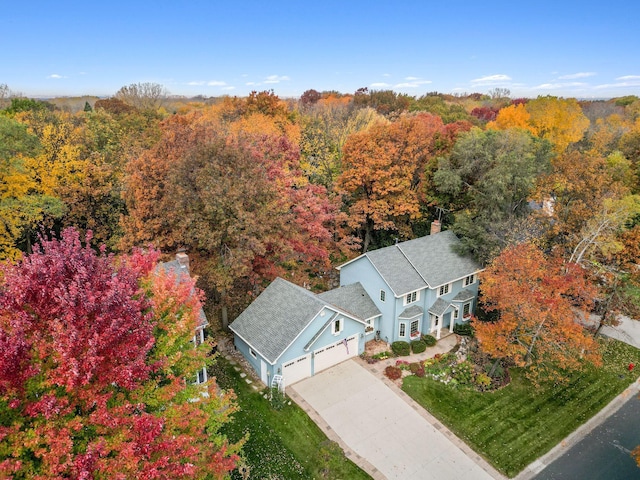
<box><xmin>452</xmin><ymin>289</ymin><xmax>475</xmax><ymax>302</ymax></box>
<box><xmin>398</xmin><ymin>305</ymin><xmax>424</xmax><ymax>319</ymax></box>
<box><xmin>398</xmin><ymin>231</ymin><xmax>481</xmax><ymax>288</ymax></box>
<box><xmin>428</xmin><ymin>298</ymin><xmax>451</xmax><ymax>316</ymax></box>
<box><xmin>343</xmin><ymin>231</ymin><xmax>481</xmax><ymax>296</ymax></box>
<box><xmin>229</xmin><ymin>278</ymin><xmax>328</xmax><ymax>364</ymax></box>
<box><xmin>318</xmin><ymin>283</ymin><xmax>381</xmax><ymax>321</ymax></box>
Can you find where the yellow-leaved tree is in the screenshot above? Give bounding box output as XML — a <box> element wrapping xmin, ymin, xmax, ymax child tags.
<box><xmin>525</xmin><ymin>96</ymin><xmax>590</xmax><ymax>152</ymax></box>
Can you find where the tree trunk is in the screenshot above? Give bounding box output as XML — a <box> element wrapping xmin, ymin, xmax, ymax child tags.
<box><xmin>488</xmin><ymin>358</ymin><xmax>501</xmax><ymax>377</ymax></box>
<box><xmin>221</xmin><ymin>305</ymin><xmax>228</xmax><ymax>332</ymax></box>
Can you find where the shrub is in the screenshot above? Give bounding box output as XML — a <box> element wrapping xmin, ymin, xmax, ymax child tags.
<box><xmin>422</xmin><ymin>334</ymin><xmax>437</xmax><ymax>346</ymax></box>
<box><xmin>396</xmin><ymin>360</ymin><xmax>411</xmax><ymax>370</ymax></box>
<box><xmin>411</xmin><ymin>339</ymin><xmax>427</xmax><ymax>353</ymax></box>
<box><xmin>475</xmin><ymin>373</ymin><xmax>492</xmax><ymax>391</ymax></box>
<box><xmin>371</xmin><ymin>351</ymin><xmax>391</xmax><ymax>360</ymax></box>
<box><xmin>391</xmin><ymin>341</ymin><xmax>411</xmax><ymax>356</ymax></box>
<box><xmin>453</xmin><ymin>323</ymin><xmax>474</xmax><ymax>337</ymax></box>
<box><xmin>450</xmin><ymin>360</ymin><xmax>474</xmax><ymax>386</ymax></box>
<box><xmin>384</xmin><ymin>365</ymin><xmax>402</xmax><ymax>380</ymax></box>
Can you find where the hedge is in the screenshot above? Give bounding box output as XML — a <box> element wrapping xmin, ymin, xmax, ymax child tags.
<box><xmin>411</xmin><ymin>339</ymin><xmax>427</xmax><ymax>354</ymax></box>
<box><xmin>391</xmin><ymin>341</ymin><xmax>411</xmax><ymax>356</ymax></box>
<box><xmin>422</xmin><ymin>334</ymin><xmax>437</xmax><ymax>346</ymax></box>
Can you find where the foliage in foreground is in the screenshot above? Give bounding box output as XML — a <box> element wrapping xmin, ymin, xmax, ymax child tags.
<box><xmin>0</xmin><ymin>228</ymin><xmax>239</xmax><ymax>478</ymax></box>
<box><xmin>403</xmin><ymin>338</ymin><xmax>640</xmax><ymax>477</ymax></box>
<box><xmin>211</xmin><ymin>357</ymin><xmax>370</xmax><ymax>480</ymax></box>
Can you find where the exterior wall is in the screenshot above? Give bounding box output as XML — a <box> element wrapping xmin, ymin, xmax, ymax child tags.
<box><xmin>393</xmin><ymin>291</ymin><xmax>427</xmax><ymax>343</ymax></box>
<box><xmin>274</xmin><ymin>306</ymin><xmax>364</xmax><ymax>375</ymax></box>
<box><xmin>340</xmin><ymin>258</ymin><xmax>396</xmax><ymax>344</ymax></box>
<box><xmin>233</xmin><ymin>334</ymin><xmax>265</xmax><ymax>379</ymax></box>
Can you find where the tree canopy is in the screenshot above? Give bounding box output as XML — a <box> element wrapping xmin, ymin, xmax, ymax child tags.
<box><xmin>0</xmin><ymin>228</ymin><xmax>239</xmax><ymax>478</ymax></box>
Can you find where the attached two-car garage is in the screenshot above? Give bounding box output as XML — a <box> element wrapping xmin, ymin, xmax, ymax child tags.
<box><xmin>282</xmin><ymin>334</ymin><xmax>360</xmax><ymax>385</ymax></box>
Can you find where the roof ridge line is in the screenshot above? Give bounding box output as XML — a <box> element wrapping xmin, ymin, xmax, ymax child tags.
<box><xmin>396</xmin><ymin>242</ymin><xmax>432</xmax><ymax>289</ymax></box>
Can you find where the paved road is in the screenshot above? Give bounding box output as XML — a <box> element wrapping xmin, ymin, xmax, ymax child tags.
<box><xmin>533</xmin><ymin>394</ymin><xmax>640</xmax><ymax>480</ymax></box>
<box><xmin>290</xmin><ymin>360</ymin><xmax>499</xmax><ymax>480</ymax></box>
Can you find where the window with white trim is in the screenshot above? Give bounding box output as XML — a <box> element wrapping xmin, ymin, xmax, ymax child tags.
<box><xmin>333</xmin><ymin>318</ymin><xmax>343</xmax><ymax>335</ymax></box>
<box><xmin>410</xmin><ymin>319</ymin><xmax>419</xmax><ymax>337</ymax></box>
<box><xmin>404</xmin><ymin>290</ymin><xmax>420</xmax><ymax>305</ymax></box>
<box><xmin>463</xmin><ymin>302</ymin><xmax>472</xmax><ymax>318</ymax></box>
<box><xmin>464</xmin><ymin>274</ymin><xmax>476</xmax><ymax>286</ymax></box>
<box><xmin>249</xmin><ymin>348</ymin><xmax>257</xmax><ymax>359</ymax></box>
<box><xmin>399</xmin><ymin>323</ymin><xmax>406</xmax><ymax>337</ymax></box>
<box><xmin>193</xmin><ymin>328</ymin><xmax>204</xmax><ymax>347</ymax></box>
<box><xmin>380</xmin><ymin>290</ymin><xmax>386</xmax><ymax>302</ymax></box>
<box><xmin>453</xmin><ymin>307</ymin><xmax>459</xmax><ymax>320</ymax></box>
<box><xmin>438</xmin><ymin>283</ymin><xmax>451</xmax><ymax>297</ymax></box>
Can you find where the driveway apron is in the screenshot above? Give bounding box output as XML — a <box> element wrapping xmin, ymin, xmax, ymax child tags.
<box><xmin>291</xmin><ymin>359</ymin><xmax>496</xmax><ymax>480</ymax></box>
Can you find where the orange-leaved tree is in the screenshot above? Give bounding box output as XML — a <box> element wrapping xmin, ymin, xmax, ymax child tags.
<box><xmin>474</xmin><ymin>242</ymin><xmax>601</xmax><ymax>383</ymax></box>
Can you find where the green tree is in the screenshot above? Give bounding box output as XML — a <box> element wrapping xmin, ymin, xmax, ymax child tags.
<box><xmin>434</xmin><ymin>128</ymin><xmax>553</xmax><ymax>263</ymax></box>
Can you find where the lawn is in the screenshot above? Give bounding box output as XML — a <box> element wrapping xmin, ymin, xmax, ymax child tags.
<box><xmin>211</xmin><ymin>357</ymin><xmax>371</xmax><ymax>480</ymax></box>
<box><xmin>402</xmin><ymin>338</ymin><xmax>640</xmax><ymax>478</ymax></box>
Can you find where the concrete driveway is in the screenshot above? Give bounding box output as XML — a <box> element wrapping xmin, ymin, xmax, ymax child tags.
<box><xmin>290</xmin><ymin>360</ymin><xmax>500</xmax><ymax>480</ymax></box>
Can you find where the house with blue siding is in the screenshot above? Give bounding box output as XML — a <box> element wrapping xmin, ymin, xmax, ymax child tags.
<box><xmin>229</xmin><ymin>278</ymin><xmax>380</xmax><ymax>386</ymax></box>
<box><xmin>338</xmin><ymin>229</ymin><xmax>482</xmax><ymax>343</ymax></box>
<box><xmin>230</xmin><ymin>227</ymin><xmax>481</xmax><ymax>386</ymax></box>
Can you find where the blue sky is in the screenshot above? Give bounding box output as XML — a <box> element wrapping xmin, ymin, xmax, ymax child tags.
<box><xmin>3</xmin><ymin>1</ymin><xmax>640</xmax><ymax>99</ymax></box>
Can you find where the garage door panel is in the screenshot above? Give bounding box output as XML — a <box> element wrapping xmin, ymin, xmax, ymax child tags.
<box><xmin>282</xmin><ymin>354</ymin><xmax>311</xmax><ymax>385</ymax></box>
<box><xmin>314</xmin><ymin>334</ymin><xmax>359</xmax><ymax>373</ymax></box>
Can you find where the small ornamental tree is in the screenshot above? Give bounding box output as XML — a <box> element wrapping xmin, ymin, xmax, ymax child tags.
<box><xmin>473</xmin><ymin>242</ymin><xmax>601</xmax><ymax>384</ymax></box>
<box><xmin>0</xmin><ymin>228</ymin><xmax>239</xmax><ymax>478</ymax></box>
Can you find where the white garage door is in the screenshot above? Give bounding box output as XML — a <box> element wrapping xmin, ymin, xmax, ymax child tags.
<box><xmin>282</xmin><ymin>353</ymin><xmax>311</xmax><ymax>385</ymax></box>
<box><xmin>313</xmin><ymin>334</ymin><xmax>359</xmax><ymax>373</ymax></box>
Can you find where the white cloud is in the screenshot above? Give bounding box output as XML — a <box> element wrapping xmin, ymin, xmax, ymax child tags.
<box><xmin>48</xmin><ymin>74</ymin><xmax>66</xmax><ymax>79</ymax></box>
<box><xmin>369</xmin><ymin>82</ymin><xmax>391</xmax><ymax>88</ymax></box>
<box><xmin>187</xmin><ymin>81</ymin><xmax>205</xmax><ymax>86</ymax></box>
<box><xmin>405</xmin><ymin>76</ymin><xmax>419</xmax><ymax>81</ymax></box>
<box><xmin>595</xmin><ymin>79</ymin><xmax>640</xmax><ymax>89</ymax></box>
<box><xmin>616</xmin><ymin>75</ymin><xmax>640</xmax><ymax>81</ymax></box>
<box><xmin>264</xmin><ymin>75</ymin><xmax>290</xmax><ymax>84</ymax></box>
<box><xmin>395</xmin><ymin>79</ymin><xmax>433</xmax><ymax>88</ymax></box>
<box><xmin>222</xmin><ymin>86</ymin><xmax>235</xmax><ymax>91</ymax></box>
<box><xmin>207</xmin><ymin>80</ymin><xmax>227</xmax><ymax>86</ymax></box>
<box><xmin>382</xmin><ymin>73</ymin><xmax>391</xmax><ymax>77</ymax></box>
<box><xmin>245</xmin><ymin>81</ymin><xmax>259</xmax><ymax>86</ymax></box>
<box><xmin>471</xmin><ymin>74</ymin><xmax>511</xmax><ymax>83</ymax></box>
<box><xmin>558</xmin><ymin>72</ymin><xmax>596</xmax><ymax>79</ymax></box>
<box><xmin>532</xmin><ymin>82</ymin><xmax>587</xmax><ymax>90</ymax></box>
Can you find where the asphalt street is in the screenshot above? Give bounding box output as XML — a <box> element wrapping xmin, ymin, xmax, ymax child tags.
<box><xmin>533</xmin><ymin>394</ymin><xmax>640</xmax><ymax>480</ymax></box>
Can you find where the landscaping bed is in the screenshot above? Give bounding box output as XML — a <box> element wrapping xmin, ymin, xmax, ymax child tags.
<box><xmin>211</xmin><ymin>357</ymin><xmax>371</xmax><ymax>479</ymax></box>
<box><xmin>402</xmin><ymin>337</ymin><xmax>640</xmax><ymax>477</ymax></box>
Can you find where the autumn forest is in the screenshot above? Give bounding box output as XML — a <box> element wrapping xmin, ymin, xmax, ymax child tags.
<box><xmin>2</xmin><ymin>83</ymin><xmax>640</xmax><ymax>476</ymax></box>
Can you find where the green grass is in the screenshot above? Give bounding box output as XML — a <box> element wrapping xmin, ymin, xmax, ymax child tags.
<box><xmin>211</xmin><ymin>358</ymin><xmax>371</xmax><ymax>480</ymax></box>
<box><xmin>402</xmin><ymin>338</ymin><xmax>640</xmax><ymax>478</ymax></box>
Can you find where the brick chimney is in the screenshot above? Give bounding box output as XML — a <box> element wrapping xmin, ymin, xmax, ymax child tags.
<box><xmin>176</xmin><ymin>251</ymin><xmax>190</xmax><ymax>272</ymax></box>
<box><xmin>430</xmin><ymin>219</ymin><xmax>441</xmax><ymax>235</ymax></box>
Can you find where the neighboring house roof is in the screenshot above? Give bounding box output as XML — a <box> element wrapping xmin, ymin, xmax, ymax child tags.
<box><xmin>338</xmin><ymin>230</ymin><xmax>482</xmax><ymax>296</ymax></box>
<box><xmin>158</xmin><ymin>255</ymin><xmax>208</xmax><ymax>328</ymax></box>
<box><xmin>318</xmin><ymin>282</ymin><xmax>381</xmax><ymax>321</ymax></box>
<box><xmin>230</xmin><ymin>278</ymin><xmax>374</xmax><ymax>364</ymax></box>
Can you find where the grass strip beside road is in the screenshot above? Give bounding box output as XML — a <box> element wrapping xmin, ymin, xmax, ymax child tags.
<box><xmin>402</xmin><ymin>338</ymin><xmax>640</xmax><ymax>478</ymax></box>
